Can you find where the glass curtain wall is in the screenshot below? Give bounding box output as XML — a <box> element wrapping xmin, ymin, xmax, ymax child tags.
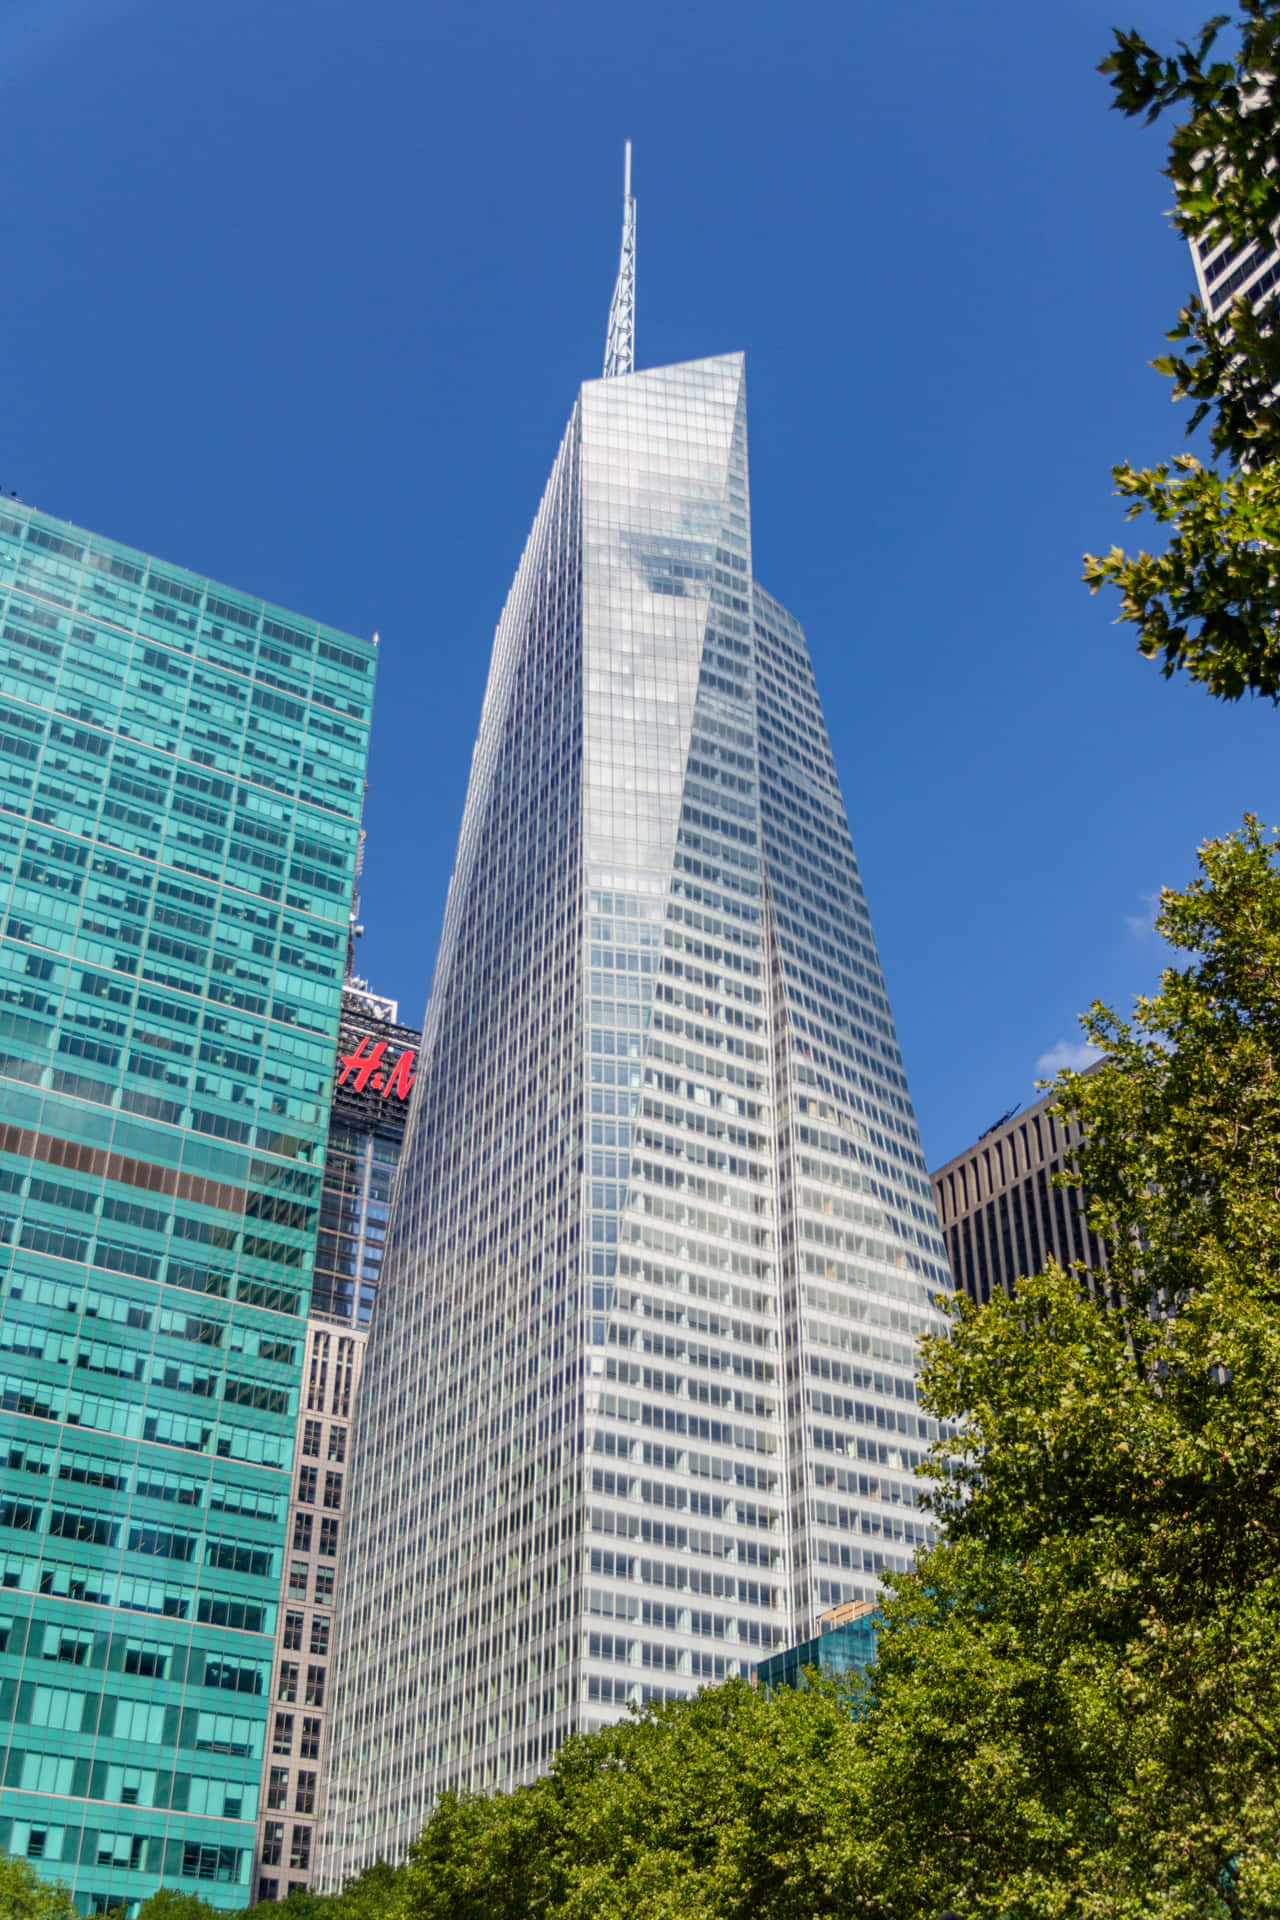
<box><xmin>0</xmin><ymin>505</ymin><xmax>374</xmax><ymax>1913</ymax></box>
<box><xmin>320</xmin><ymin>356</ymin><xmax>949</xmax><ymax>1884</ymax></box>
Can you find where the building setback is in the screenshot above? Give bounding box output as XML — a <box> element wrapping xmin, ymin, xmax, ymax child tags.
<box><xmin>0</xmin><ymin>503</ymin><xmax>375</xmax><ymax>1913</ymax></box>
<box><xmin>930</xmin><ymin>1087</ymin><xmax>1107</xmax><ymax>1307</ymax></box>
<box><xmin>254</xmin><ymin>979</ymin><xmax>418</xmax><ymax>1903</ymax></box>
<box><xmin>319</xmin><ymin>175</ymin><xmax>951</xmax><ymax>1881</ymax></box>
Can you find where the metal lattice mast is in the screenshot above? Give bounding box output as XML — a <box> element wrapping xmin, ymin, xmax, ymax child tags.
<box><xmin>603</xmin><ymin>141</ymin><xmax>635</xmax><ymax>377</ymax></box>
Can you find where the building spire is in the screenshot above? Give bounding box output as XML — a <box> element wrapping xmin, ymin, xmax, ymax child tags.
<box><xmin>603</xmin><ymin>141</ymin><xmax>635</xmax><ymax>377</ymax></box>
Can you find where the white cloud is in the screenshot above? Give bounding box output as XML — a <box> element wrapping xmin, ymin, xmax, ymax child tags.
<box><xmin>1035</xmin><ymin>1038</ymin><xmax>1103</xmax><ymax>1078</ymax></box>
<box><xmin>1126</xmin><ymin>890</ymin><xmax>1162</xmax><ymax>938</ymax></box>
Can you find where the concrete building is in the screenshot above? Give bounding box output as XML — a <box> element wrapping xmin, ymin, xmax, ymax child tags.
<box><xmin>1190</xmin><ymin>219</ymin><xmax>1280</xmax><ymax>326</ymax></box>
<box><xmin>930</xmin><ymin>1088</ymin><xmax>1107</xmax><ymax>1308</ymax></box>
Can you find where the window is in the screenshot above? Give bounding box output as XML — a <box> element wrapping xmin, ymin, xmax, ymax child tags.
<box><xmin>322</xmin><ymin>1471</ymin><xmax>343</xmax><ymax>1509</ymax></box>
<box><xmin>267</xmin><ymin>1767</ymin><xmax>289</xmax><ymax>1811</ymax></box>
<box><xmin>258</xmin><ymin>1880</ymin><xmax>279</xmax><ymax>1903</ymax></box>
<box><xmin>296</xmin><ymin>1466</ymin><xmax>317</xmax><ymax>1505</ymax></box>
<box><xmin>288</xmin><ymin>1561</ymin><xmax>308</xmax><ymax>1600</ymax></box>
<box><xmin>313</xmin><ymin>1568</ymin><xmax>334</xmax><ymax>1605</ymax></box>
<box><xmin>124</xmin><ymin>1640</ymin><xmax>168</xmax><ymax>1679</ymax></box>
<box><xmin>327</xmin><ymin>1426</ymin><xmax>346</xmax><ymax>1463</ymax></box>
<box><xmin>97</xmin><ymin>1832</ymin><xmax>145</xmax><ymax>1870</ymax></box>
<box><xmin>301</xmin><ymin>1420</ymin><xmax>322</xmax><ymax>1457</ymax></box>
<box><xmin>294</xmin><ymin>1770</ymin><xmax>317</xmax><ymax>1814</ymax></box>
<box><xmin>318</xmin><ymin>1517</ymin><xmax>338</xmax><ymax>1557</ymax></box>
<box><xmin>272</xmin><ymin>1713</ymin><xmax>293</xmax><ymax>1755</ymax></box>
<box><xmin>182</xmin><ymin>1843</ymin><xmax>241</xmax><ymax>1884</ymax></box>
<box><xmin>304</xmin><ymin>1664</ymin><xmax>325</xmax><ymax>1707</ymax></box>
<box><xmin>277</xmin><ymin>1662</ymin><xmax>298</xmax><ymax>1704</ymax></box>
<box><xmin>289</xmin><ymin>1826</ymin><xmax>311</xmax><ymax>1870</ymax></box>
<box><xmin>51</xmin><ymin>1630</ymin><xmax>92</xmax><ymax>1665</ymax></box>
<box><xmin>261</xmin><ymin>1824</ymin><xmax>284</xmax><ymax>1868</ymax></box>
<box><xmin>299</xmin><ymin>1716</ymin><xmax>322</xmax><ymax>1760</ymax></box>
<box><xmin>292</xmin><ymin>1515</ymin><xmax>312</xmax><ymax>1552</ymax></box>
<box><xmin>309</xmin><ymin>1617</ymin><xmax>329</xmax><ymax>1656</ymax></box>
<box><xmin>282</xmin><ymin>1611</ymin><xmax>303</xmax><ymax>1652</ymax></box>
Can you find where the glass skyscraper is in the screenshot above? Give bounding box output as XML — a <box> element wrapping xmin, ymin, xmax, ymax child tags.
<box><xmin>321</xmin><ymin>323</ymin><xmax>951</xmax><ymax>1876</ymax></box>
<box><xmin>0</xmin><ymin>503</ymin><xmax>375</xmax><ymax>1913</ymax></box>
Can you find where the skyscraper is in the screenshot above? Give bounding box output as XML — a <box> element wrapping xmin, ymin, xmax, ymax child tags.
<box><xmin>254</xmin><ymin>977</ymin><xmax>419</xmax><ymax>1903</ymax></box>
<box><xmin>0</xmin><ymin>502</ymin><xmax>375</xmax><ymax>1913</ymax></box>
<box><xmin>321</xmin><ymin>159</ymin><xmax>950</xmax><ymax>1879</ymax></box>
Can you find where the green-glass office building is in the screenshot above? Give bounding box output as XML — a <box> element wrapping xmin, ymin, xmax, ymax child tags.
<box><xmin>0</xmin><ymin>503</ymin><xmax>375</xmax><ymax>1913</ymax></box>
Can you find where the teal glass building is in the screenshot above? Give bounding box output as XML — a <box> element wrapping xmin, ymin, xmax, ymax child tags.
<box><xmin>755</xmin><ymin>1603</ymin><xmax>880</xmax><ymax>1693</ymax></box>
<box><xmin>0</xmin><ymin>503</ymin><xmax>375</xmax><ymax>1913</ymax></box>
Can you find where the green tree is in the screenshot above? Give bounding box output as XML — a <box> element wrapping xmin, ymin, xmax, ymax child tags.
<box><xmin>0</xmin><ymin>1854</ymin><xmax>77</xmax><ymax>1920</ymax></box>
<box><xmin>400</xmin><ymin>1677</ymin><xmax>872</xmax><ymax>1920</ymax></box>
<box><xmin>859</xmin><ymin>819</ymin><xmax>1280</xmax><ymax>1916</ymax></box>
<box><xmin>1083</xmin><ymin>2</ymin><xmax>1280</xmax><ymax>701</ymax></box>
<box><xmin>134</xmin><ymin>1891</ymin><xmax>224</xmax><ymax>1920</ymax></box>
<box><xmin>326</xmin><ymin>1862</ymin><xmax>402</xmax><ymax>1920</ymax></box>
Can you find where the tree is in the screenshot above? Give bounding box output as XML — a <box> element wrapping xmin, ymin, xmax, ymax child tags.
<box><xmin>0</xmin><ymin>1854</ymin><xmax>77</xmax><ymax>1920</ymax></box>
<box><xmin>400</xmin><ymin>1677</ymin><xmax>873</xmax><ymax>1920</ymax></box>
<box><xmin>860</xmin><ymin>818</ymin><xmax>1280</xmax><ymax>1916</ymax></box>
<box><xmin>135</xmin><ymin>1892</ymin><xmax>225</xmax><ymax>1920</ymax></box>
<box><xmin>1083</xmin><ymin>3</ymin><xmax>1280</xmax><ymax>701</ymax></box>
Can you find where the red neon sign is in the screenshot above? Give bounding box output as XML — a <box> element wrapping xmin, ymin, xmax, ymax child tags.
<box><xmin>336</xmin><ymin>1036</ymin><xmax>416</xmax><ymax>1101</ymax></box>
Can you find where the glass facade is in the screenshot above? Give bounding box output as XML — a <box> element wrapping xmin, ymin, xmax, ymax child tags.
<box><xmin>755</xmin><ymin>1602</ymin><xmax>880</xmax><ymax>1693</ymax></box>
<box><xmin>253</xmin><ymin>982</ymin><xmax>417</xmax><ymax>1903</ymax></box>
<box><xmin>320</xmin><ymin>354</ymin><xmax>951</xmax><ymax>1880</ymax></box>
<box><xmin>0</xmin><ymin>504</ymin><xmax>375</xmax><ymax>1913</ymax></box>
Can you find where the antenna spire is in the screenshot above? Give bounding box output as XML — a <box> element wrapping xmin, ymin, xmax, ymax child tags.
<box><xmin>603</xmin><ymin>140</ymin><xmax>636</xmax><ymax>378</ymax></box>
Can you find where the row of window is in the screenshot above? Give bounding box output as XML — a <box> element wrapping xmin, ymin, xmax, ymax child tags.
<box><xmin>291</xmin><ymin>1513</ymin><xmax>339</xmax><ymax>1555</ymax></box>
<box><xmin>271</xmin><ymin>1710</ymin><xmax>322</xmax><ymax>1761</ymax></box>
<box><xmin>265</xmin><ymin>1764</ymin><xmax>317</xmax><ymax>1811</ymax></box>
<box><xmin>259</xmin><ymin>1820</ymin><xmax>311</xmax><ymax>1870</ymax></box>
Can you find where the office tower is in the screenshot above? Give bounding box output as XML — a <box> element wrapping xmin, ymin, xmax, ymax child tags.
<box><xmin>254</xmin><ymin>978</ymin><xmax>418</xmax><ymax>1903</ymax></box>
<box><xmin>930</xmin><ymin>1088</ymin><xmax>1107</xmax><ymax>1307</ymax></box>
<box><xmin>0</xmin><ymin>502</ymin><xmax>375</xmax><ymax>1913</ymax></box>
<box><xmin>320</xmin><ymin>161</ymin><xmax>951</xmax><ymax>1880</ymax></box>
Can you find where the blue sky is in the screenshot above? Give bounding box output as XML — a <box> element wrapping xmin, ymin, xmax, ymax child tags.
<box><xmin>3</xmin><ymin>0</ymin><xmax>1271</xmax><ymax>1168</ymax></box>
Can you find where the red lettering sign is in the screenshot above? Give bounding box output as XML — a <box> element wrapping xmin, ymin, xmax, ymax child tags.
<box><xmin>337</xmin><ymin>1036</ymin><xmax>387</xmax><ymax>1092</ymax></box>
<box><xmin>336</xmin><ymin>1037</ymin><xmax>416</xmax><ymax>1102</ymax></box>
<box><xmin>384</xmin><ymin>1048</ymin><xmax>415</xmax><ymax>1100</ymax></box>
